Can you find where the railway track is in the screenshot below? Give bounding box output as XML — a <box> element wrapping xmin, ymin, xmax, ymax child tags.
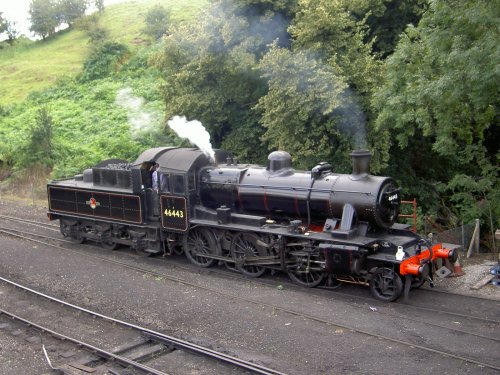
<box><xmin>0</xmin><ymin>215</ymin><xmax>498</xmax><ymax>319</ymax></box>
<box><xmin>0</xmin><ymin>220</ymin><xmax>499</xmax><ymax>372</ymax></box>
<box><xmin>0</xmin><ymin>276</ymin><xmax>286</xmax><ymax>375</ymax></box>
<box><xmin>0</xmin><ymin>214</ymin><xmax>59</xmax><ymax>230</ymax></box>
<box><xmin>0</xmin><ymin>308</ymin><xmax>170</xmax><ymax>375</ymax></box>
<box><xmin>0</xmin><ymin>217</ymin><xmax>498</xmax><ymax>323</ymax></box>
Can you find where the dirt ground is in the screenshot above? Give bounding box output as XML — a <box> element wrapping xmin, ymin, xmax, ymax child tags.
<box><xmin>0</xmin><ymin>196</ymin><xmax>499</xmax><ymax>375</ymax></box>
<box><xmin>431</xmin><ymin>253</ymin><xmax>500</xmax><ymax>299</ymax></box>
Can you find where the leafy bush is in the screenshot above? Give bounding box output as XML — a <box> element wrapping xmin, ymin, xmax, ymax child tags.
<box><xmin>75</xmin><ymin>13</ymin><xmax>109</xmax><ymax>44</ymax></box>
<box><xmin>80</xmin><ymin>41</ymin><xmax>129</xmax><ymax>81</ymax></box>
<box><xmin>20</xmin><ymin>106</ymin><xmax>55</xmax><ymax>169</ymax></box>
<box><xmin>143</xmin><ymin>4</ymin><xmax>171</xmax><ymax>40</ymax></box>
<box><xmin>442</xmin><ymin>146</ymin><xmax>499</xmax><ymax>243</ymax></box>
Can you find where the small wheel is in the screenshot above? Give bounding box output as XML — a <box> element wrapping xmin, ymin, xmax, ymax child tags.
<box><xmin>173</xmin><ymin>246</ymin><xmax>184</xmax><ymax>255</ymax></box>
<box><xmin>230</xmin><ymin>232</ymin><xmax>266</xmax><ymax>278</ymax></box>
<box><xmin>369</xmin><ymin>267</ymin><xmax>403</xmax><ymax>302</ymax></box>
<box><xmin>60</xmin><ymin>221</ymin><xmax>84</xmax><ymax>244</ymax></box>
<box><xmin>136</xmin><ymin>248</ymin><xmax>152</xmax><ymax>257</ymax></box>
<box><xmin>410</xmin><ymin>263</ymin><xmax>429</xmax><ymax>289</ymax></box>
<box><xmin>101</xmin><ymin>238</ymin><xmax>118</xmax><ymax>250</ymax></box>
<box><xmin>410</xmin><ymin>276</ymin><xmax>426</xmax><ymax>289</ymax></box>
<box><xmin>184</xmin><ymin>228</ymin><xmax>219</xmax><ymax>267</ymax></box>
<box><xmin>324</xmin><ymin>274</ymin><xmax>343</xmax><ymax>289</ymax></box>
<box><xmin>288</xmin><ymin>268</ymin><xmax>325</xmax><ymax>287</ymax></box>
<box><xmin>60</xmin><ymin>221</ymin><xmax>70</xmax><ymax>238</ymax></box>
<box><xmin>71</xmin><ymin>236</ymin><xmax>85</xmax><ymax>244</ymax></box>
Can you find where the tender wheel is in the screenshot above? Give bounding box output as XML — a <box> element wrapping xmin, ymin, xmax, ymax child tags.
<box><xmin>184</xmin><ymin>228</ymin><xmax>219</xmax><ymax>267</ymax></box>
<box><xmin>369</xmin><ymin>267</ymin><xmax>403</xmax><ymax>302</ymax></box>
<box><xmin>135</xmin><ymin>247</ymin><xmax>152</xmax><ymax>257</ymax></box>
<box><xmin>60</xmin><ymin>220</ymin><xmax>84</xmax><ymax>244</ymax></box>
<box><xmin>60</xmin><ymin>221</ymin><xmax>70</xmax><ymax>238</ymax></box>
<box><xmin>101</xmin><ymin>237</ymin><xmax>118</xmax><ymax>250</ymax></box>
<box><xmin>230</xmin><ymin>232</ymin><xmax>267</xmax><ymax>278</ymax></box>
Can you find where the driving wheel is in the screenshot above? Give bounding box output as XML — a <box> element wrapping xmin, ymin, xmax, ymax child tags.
<box><xmin>230</xmin><ymin>232</ymin><xmax>267</xmax><ymax>278</ymax></box>
<box><xmin>184</xmin><ymin>228</ymin><xmax>219</xmax><ymax>267</ymax></box>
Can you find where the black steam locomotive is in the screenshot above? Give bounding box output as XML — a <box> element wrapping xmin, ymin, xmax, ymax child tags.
<box><xmin>47</xmin><ymin>147</ymin><xmax>457</xmax><ymax>301</ymax></box>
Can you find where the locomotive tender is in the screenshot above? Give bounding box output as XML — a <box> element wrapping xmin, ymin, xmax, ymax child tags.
<box><xmin>47</xmin><ymin>147</ymin><xmax>457</xmax><ymax>301</ymax></box>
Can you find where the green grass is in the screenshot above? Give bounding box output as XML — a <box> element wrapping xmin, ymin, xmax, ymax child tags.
<box><xmin>0</xmin><ymin>30</ymin><xmax>89</xmax><ymax>105</ymax></box>
<box><xmin>0</xmin><ymin>0</ymin><xmax>207</xmax><ymax>106</ymax></box>
<box><xmin>102</xmin><ymin>0</ymin><xmax>207</xmax><ymax>46</ymax></box>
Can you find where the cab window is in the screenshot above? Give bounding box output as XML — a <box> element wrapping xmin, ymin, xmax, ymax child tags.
<box><xmin>160</xmin><ymin>173</ymin><xmax>170</xmax><ymax>192</ymax></box>
<box><xmin>172</xmin><ymin>174</ymin><xmax>185</xmax><ymax>194</ymax></box>
<box><xmin>188</xmin><ymin>173</ymin><xmax>196</xmax><ymax>191</ymax></box>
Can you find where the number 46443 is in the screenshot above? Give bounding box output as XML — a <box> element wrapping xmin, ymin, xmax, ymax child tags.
<box><xmin>164</xmin><ymin>209</ymin><xmax>184</xmax><ymax>218</ymax></box>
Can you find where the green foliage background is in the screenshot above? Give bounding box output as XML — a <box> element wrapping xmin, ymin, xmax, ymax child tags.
<box><xmin>0</xmin><ymin>0</ymin><xmax>498</xmax><ymax>243</ymax></box>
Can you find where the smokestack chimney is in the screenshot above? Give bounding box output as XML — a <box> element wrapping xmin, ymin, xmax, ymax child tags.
<box><xmin>350</xmin><ymin>150</ymin><xmax>372</xmax><ymax>180</ymax></box>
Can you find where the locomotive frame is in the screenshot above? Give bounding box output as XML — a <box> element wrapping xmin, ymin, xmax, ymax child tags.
<box><xmin>47</xmin><ymin>147</ymin><xmax>457</xmax><ymax>302</ymax></box>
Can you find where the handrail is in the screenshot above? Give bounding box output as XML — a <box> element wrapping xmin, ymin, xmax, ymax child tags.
<box><xmin>399</xmin><ymin>198</ymin><xmax>417</xmax><ymax>233</ymax></box>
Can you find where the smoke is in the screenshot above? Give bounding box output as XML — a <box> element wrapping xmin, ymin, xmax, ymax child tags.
<box><xmin>114</xmin><ymin>88</ymin><xmax>161</xmax><ymax>137</ymax></box>
<box><xmin>167</xmin><ymin>115</ymin><xmax>215</xmax><ymax>161</ymax></box>
<box><xmin>259</xmin><ymin>47</ymin><xmax>368</xmax><ymax>150</ymax></box>
<box><xmin>333</xmin><ymin>88</ymin><xmax>368</xmax><ymax>149</ymax></box>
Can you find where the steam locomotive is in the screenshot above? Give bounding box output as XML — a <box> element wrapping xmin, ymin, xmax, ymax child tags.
<box><xmin>47</xmin><ymin>147</ymin><xmax>457</xmax><ymax>301</ymax></box>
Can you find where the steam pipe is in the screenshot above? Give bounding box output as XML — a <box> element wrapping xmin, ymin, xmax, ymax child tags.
<box><xmin>350</xmin><ymin>150</ymin><xmax>372</xmax><ymax>180</ymax></box>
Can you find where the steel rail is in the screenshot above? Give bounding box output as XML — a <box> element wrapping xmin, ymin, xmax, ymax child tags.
<box><xmin>1</xmin><ymin>227</ymin><xmax>499</xmax><ymax>370</ymax></box>
<box><xmin>0</xmin><ymin>276</ymin><xmax>287</xmax><ymax>375</ymax></box>
<box><xmin>0</xmin><ymin>226</ymin><xmax>74</xmax><ymax>244</ymax></box>
<box><xmin>3</xmin><ymin>223</ymin><xmax>498</xmax><ymax>326</ymax></box>
<box><xmin>1</xmin><ymin>224</ymin><xmax>499</xmax><ymax>326</ymax></box>
<box><xmin>9</xmin><ymin>222</ymin><xmax>500</xmax><ymax>324</ymax></box>
<box><xmin>1</xmin><ymin>224</ymin><xmax>499</xmax><ymax>333</ymax></box>
<box><xmin>0</xmin><ymin>228</ymin><xmax>185</xmax><ymax>283</ymax></box>
<box><xmin>0</xmin><ymin>214</ymin><xmax>59</xmax><ymax>230</ymax></box>
<box><xmin>3</xmin><ymin>213</ymin><xmax>494</xmax><ymax>305</ymax></box>
<box><xmin>0</xmin><ymin>308</ymin><xmax>167</xmax><ymax>375</ymax></box>
<box><xmin>417</xmin><ymin>283</ymin><xmax>500</xmax><ymax>300</ymax></box>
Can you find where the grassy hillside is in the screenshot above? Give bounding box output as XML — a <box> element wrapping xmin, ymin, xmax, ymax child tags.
<box><xmin>0</xmin><ymin>0</ymin><xmax>207</xmax><ymax>106</ymax></box>
<box><xmin>0</xmin><ymin>30</ymin><xmax>89</xmax><ymax>105</ymax></box>
<box><xmin>102</xmin><ymin>0</ymin><xmax>207</xmax><ymax>46</ymax></box>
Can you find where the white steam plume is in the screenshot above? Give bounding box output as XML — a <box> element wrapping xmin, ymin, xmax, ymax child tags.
<box><xmin>115</xmin><ymin>87</ymin><xmax>160</xmax><ymax>137</ymax></box>
<box><xmin>167</xmin><ymin>115</ymin><xmax>215</xmax><ymax>161</ymax></box>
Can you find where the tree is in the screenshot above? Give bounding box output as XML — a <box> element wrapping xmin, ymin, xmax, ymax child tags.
<box><xmin>373</xmin><ymin>0</ymin><xmax>499</xmax><ymax>230</ymax></box>
<box><xmin>29</xmin><ymin>0</ymin><xmax>59</xmax><ymax>39</ymax></box>
<box><xmin>80</xmin><ymin>41</ymin><xmax>129</xmax><ymax>81</ymax></box>
<box><xmin>143</xmin><ymin>4</ymin><xmax>170</xmax><ymax>40</ymax></box>
<box><xmin>256</xmin><ymin>47</ymin><xmax>352</xmax><ymax>169</ymax></box>
<box><xmin>321</xmin><ymin>0</ymin><xmax>427</xmax><ymax>58</ymax></box>
<box><xmin>57</xmin><ymin>0</ymin><xmax>89</xmax><ymax>27</ymax></box>
<box><xmin>156</xmin><ymin>0</ymin><xmax>294</xmax><ymax>161</ymax></box>
<box><xmin>0</xmin><ymin>12</ymin><xmax>7</xmax><ymax>35</ymax></box>
<box><xmin>4</xmin><ymin>21</ymin><xmax>19</xmax><ymax>45</ymax></box>
<box><xmin>286</xmin><ymin>0</ymin><xmax>390</xmax><ymax>168</ymax></box>
<box><xmin>290</xmin><ymin>0</ymin><xmax>384</xmax><ymax>107</ymax></box>
<box><xmin>76</xmin><ymin>13</ymin><xmax>108</xmax><ymax>44</ymax></box>
<box><xmin>0</xmin><ymin>14</ymin><xmax>18</xmax><ymax>45</ymax></box>
<box><xmin>363</xmin><ymin>0</ymin><xmax>427</xmax><ymax>57</ymax></box>
<box><xmin>94</xmin><ymin>0</ymin><xmax>104</xmax><ymax>13</ymax></box>
<box><xmin>19</xmin><ymin>107</ymin><xmax>55</xmax><ymax>169</ymax></box>
<box><xmin>374</xmin><ymin>0</ymin><xmax>498</xmax><ymax>157</ymax></box>
<box><xmin>232</xmin><ymin>0</ymin><xmax>298</xmax><ymax>17</ymax></box>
